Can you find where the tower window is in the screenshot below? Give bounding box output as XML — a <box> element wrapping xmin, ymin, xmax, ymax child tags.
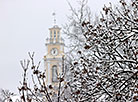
<box><xmin>57</xmin><ymin>31</ymin><xmax>59</xmax><ymax>38</ymax></box>
<box><xmin>52</xmin><ymin>65</ymin><xmax>58</xmax><ymax>82</ymax></box>
<box><xmin>50</xmin><ymin>31</ymin><xmax>52</xmax><ymax>38</ymax></box>
<box><xmin>54</xmin><ymin>30</ymin><xmax>56</xmax><ymax>38</ymax></box>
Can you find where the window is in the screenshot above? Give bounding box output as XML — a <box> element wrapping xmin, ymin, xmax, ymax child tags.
<box><xmin>54</xmin><ymin>30</ymin><xmax>56</xmax><ymax>38</ymax></box>
<box><xmin>52</xmin><ymin>65</ymin><xmax>58</xmax><ymax>82</ymax></box>
<box><xmin>57</xmin><ymin>31</ymin><xmax>59</xmax><ymax>38</ymax></box>
<box><xmin>50</xmin><ymin>31</ymin><xmax>52</xmax><ymax>38</ymax></box>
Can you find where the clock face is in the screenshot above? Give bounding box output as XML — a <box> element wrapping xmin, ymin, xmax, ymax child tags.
<box><xmin>51</xmin><ymin>48</ymin><xmax>58</xmax><ymax>56</ymax></box>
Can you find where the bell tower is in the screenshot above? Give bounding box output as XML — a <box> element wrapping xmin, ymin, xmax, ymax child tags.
<box><xmin>44</xmin><ymin>24</ymin><xmax>65</xmax><ymax>86</ymax></box>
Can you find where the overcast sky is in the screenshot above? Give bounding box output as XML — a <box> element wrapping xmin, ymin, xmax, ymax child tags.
<box><xmin>0</xmin><ymin>0</ymin><xmax>118</xmax><ymax>94</ymax></box>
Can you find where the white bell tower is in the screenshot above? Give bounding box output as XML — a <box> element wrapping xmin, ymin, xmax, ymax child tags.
<box><xmin>44</xmin><ymin>14</ymin><xmax>65</xmax><ymax>86</ymax></box>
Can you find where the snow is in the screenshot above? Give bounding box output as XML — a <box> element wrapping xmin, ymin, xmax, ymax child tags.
<box><xmin>4</xmin><ymin>96</ymin><xmax>20</xmax><ymax>102</ymax></box>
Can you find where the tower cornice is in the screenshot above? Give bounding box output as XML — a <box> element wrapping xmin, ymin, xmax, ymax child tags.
<box><xmin>49</xmin><ymin>25</ymin><xmax>61</xmax><ymax>30</ymax></box>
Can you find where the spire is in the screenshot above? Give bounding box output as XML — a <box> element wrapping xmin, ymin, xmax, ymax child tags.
<box><xmin>52</xmin><ymin>12</ymin><xmax>56</xmax><ymax>25</ymax></box>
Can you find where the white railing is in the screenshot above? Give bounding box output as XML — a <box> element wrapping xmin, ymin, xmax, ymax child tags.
<box><xmin>46</xmin><ymin>38</ymin><xmax>64</xmax><ymax>44</ymax></box>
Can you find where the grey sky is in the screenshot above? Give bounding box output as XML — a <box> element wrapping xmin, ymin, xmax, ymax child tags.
<box><xmin>0</xmin><ymin>0</ymin><xmax>118</xmax><ymax>93</ymax></box>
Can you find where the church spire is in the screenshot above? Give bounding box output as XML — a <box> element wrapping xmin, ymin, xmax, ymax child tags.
<box><xmin>45</xmin><ymin>12</ymin><xmax>64</xmax><ymax>44</ymax></box>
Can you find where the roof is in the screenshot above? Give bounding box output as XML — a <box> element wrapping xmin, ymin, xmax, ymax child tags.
<box><xmin>49</xmin><ymin>25</ymin><xmax>61</xmax><ymax>30</ymax></box>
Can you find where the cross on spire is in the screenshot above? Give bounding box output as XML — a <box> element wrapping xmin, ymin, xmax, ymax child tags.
<box><xmin>52</xmin><ymin>12</ymin><xmax>56</xmax><ymax>25</ymax></box>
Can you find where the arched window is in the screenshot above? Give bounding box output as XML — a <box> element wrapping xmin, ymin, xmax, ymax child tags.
<box><xmin>57</xmin><ymin>31</ymin><xmax>59</xmax><ymax>38</ymax></box>
<box><xmin>50</xmin><ymin>31</ymin><xmax>52</xmax><ymax>38</ymax></box>
<box><xmin>52</xmin><ymin>65</ymin><xmax>58</xmax><ymax>82</ymax></box>
<box><xmin>54</xmin><ymin>30</ymin><xmax>56</xmax><ymax>38</ymax></box>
